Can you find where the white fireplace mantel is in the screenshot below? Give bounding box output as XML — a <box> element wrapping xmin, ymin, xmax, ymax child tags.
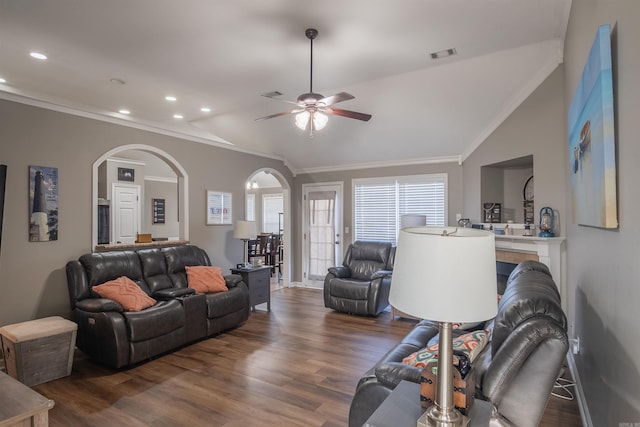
<box><xmin>495</xmin><ymin>235</ymin><xmax>566</xmax><ymax>310</ymax></box>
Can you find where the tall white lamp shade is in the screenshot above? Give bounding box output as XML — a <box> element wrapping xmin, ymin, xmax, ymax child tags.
<box><xmin>389</xmin><ymin>226</ymin><xmax>497</xmax><ymax>426</ymax></box>
<box><xmin>233</xmin><ymin>220</ymin><xmax>256</xmax><ymax>267</ymax></box>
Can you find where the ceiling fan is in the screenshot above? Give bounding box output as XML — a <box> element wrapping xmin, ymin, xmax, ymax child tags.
<box><xmin>255</xmin><ymin>28</ymin><xmax>372</xmax><ymax>136</ymax></box>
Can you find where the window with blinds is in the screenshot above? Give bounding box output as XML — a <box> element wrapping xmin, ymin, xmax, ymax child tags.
<box><xmin>353</xmin><ymin>174</ymin><xmax>447</xmax><ymax>245</ymax></box>
<box><xmin>246</xmin><ymin>193</ymin><xmax>255</xmax><ymax>221</ymax></box>
<box><xmin>262</xmin><ymin>193</ymin><xmax>283</xmax><ymax>234</ymax></box>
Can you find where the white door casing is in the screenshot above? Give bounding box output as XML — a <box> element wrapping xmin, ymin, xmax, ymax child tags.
<box><xmin>112</xmin><ymin>183</ymin><xmax>140</xmax><ymax>244</ymax></box>
<box><xmin>302</xmin><ymin>182</ymin><xmax>343</xmax><ymax>285</ymax></box>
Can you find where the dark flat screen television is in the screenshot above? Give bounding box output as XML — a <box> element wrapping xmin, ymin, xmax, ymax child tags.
<box><xmin>0</xmin><ymin>164</ymin><xmax>6</xmax><ymax>253</ymax></box>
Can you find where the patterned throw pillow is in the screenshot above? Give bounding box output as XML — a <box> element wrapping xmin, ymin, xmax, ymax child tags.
<box><xmin>185</xmin><ymin>266</ymin><xmax>228</xmax><ymax>293</ymax></box>
<box><xmin>402</xmin><ymin>329</ymin><xmax>490</xmax><ymax>368</ymax></box>
<box><xmin>93</xmin><ymin>276</ymin><xmax>157</xmax><ymax>312</ymax></box>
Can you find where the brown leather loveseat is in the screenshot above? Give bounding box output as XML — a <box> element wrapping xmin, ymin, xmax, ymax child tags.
<box><xmin>66</xmin><ymin>244</ymin><xmax>250</xmax><ymax>368</ymax></box>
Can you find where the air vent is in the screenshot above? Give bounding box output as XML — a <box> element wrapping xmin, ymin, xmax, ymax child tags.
<box><xmin>262</xmin><ymin>91</ymin><xmax>283</xmax><ymax>98</ymax></box>
<box><xmin>430</xmin><ymin>48</ymin><xmax>457</xmax><ymax>60</ymax></box>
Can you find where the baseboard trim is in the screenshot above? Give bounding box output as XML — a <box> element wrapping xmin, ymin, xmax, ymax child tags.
<box><xmin>566</xmin><ymin>352</ymin><xmax>593</xmax><ymax>427</ymax></box>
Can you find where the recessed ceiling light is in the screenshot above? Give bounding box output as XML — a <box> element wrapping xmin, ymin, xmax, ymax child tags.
<box><xmin>430</xmin><ymin>48</ymin><xmax>457</xmax><ymax>60</ymax></box>
<box><xmin>29</xmin><ymin>52</ymin><xmax>48</xmax><ymax>60</ymax></box>
<box><xmin>0</xmin><ymin>78</ymin><xmax>6</xmax><ymax>84</ymax></box>
<box><xmin>118</xmin><ymin>109</ymin><xmax>131</xmax><ymax>115</ymax></box>
<box><xmin>200</xmin><ymin>107</ymin><xmax>211</xmax><ymax>113</ymax></box>
<box><xmin>173</xmin><ymin>114</ymin><xmax>184</xmax><ymax>119</ymax></box>
<box><xmin>165</xmin><ymin>95</ymin><xmax>177</xmax><ymax>102</ymax></box>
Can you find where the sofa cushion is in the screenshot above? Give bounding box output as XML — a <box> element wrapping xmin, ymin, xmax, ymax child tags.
<box><xmin>492</xmin><ymin>271</ymin><xmax>565</xmax><ymax>356</ymax></box>
<box><xmin>204</xmin><ymin>286</ymin><xmax>248</xmax><ymax>318</ymax></box>
<box><xmin>123</xmin><ymin>299</ymin><xmax>185</xmax><ymax>342</ymax></box>
<box><xmin>186</xmin><ymin>266</ymin><xmax>228</xmax><ymax>293</ymax></box>
<box><xmin>93</xmin><ymin>276</ymin><xmax>157</xmax><ymax>312</ymax></box>
<box><xmin>402</xmin><ymin>329</ymin><xmax>490</xmax><ymax>368</ymax></box>
<box><xmin>80</xmin><ymin>251</ymin><xmax>150</xmax><ymax>293</ymax></box>
<box><xmin>138</xmin><ymin>248</ymin><xmax>175</xmax><ymax>294</ymax></box>
<box><xmin>346</xmin><ymin>241</ymin><xmax>391</xmax><ymax>280</ymax></box>
<box><xmin>163</xmin><ymin>245</ymin><xmax>211</xmax><ymax>288</ymax></box>
<box><xmin>328</xmin><ymin>278</ymin><xmax>370</xmax><ymax>300</ymax></box>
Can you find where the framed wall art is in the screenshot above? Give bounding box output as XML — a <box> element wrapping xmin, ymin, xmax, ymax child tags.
<box><xmin>29</xmin><ymin>165</ymin><xmax>58</xmax><ymax>241</ymax></box>
<box><xmin>117</xmin><ymin>167</ymin><xmax>135</xmax><ymax>182</ymax></box>
<box><xmin>206</xmin><ymin>191</ymin><xmax>232</xmax><ymax>225</ymax></box>
<box><xmin>568</xmin><ymin>24</ymin><xmax>618</xmax><ymax>229</ymax></box>
<box><xmin>152</xmin><ymin>198</ymin><xmax>166</xmax><ymax>224</ymax></box>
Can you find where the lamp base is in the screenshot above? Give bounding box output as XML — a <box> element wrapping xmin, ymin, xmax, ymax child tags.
<box><xmin>417</xmin><ymin>407</ymin><xmax>469</xmax><ymax>427</ymax></box>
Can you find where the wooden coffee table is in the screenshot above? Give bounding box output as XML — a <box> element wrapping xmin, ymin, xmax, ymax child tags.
<box><xmin>0</xmin><ymin>371</ymin><xmax>54</xmax><ymax>426</ymax></box>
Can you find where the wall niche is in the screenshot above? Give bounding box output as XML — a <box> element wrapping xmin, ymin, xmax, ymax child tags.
<box><xmin>480</xmin><ymin>155</ymin><xmax>533</xmax><ymax>224</ymax></box>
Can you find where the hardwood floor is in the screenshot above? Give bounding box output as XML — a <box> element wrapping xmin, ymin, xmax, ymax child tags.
<box><xmin>32</xmin><ymin>288</ymin><xmax>582</xmax><ymax>426</ymax></box>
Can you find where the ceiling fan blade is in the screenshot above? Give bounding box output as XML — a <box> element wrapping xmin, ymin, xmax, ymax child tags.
<box><xmin>326</xmin><ymin>107</ymin><xmax>372</xmax><ymax>122</ymax></box>
<box><xmin>261</xmin><ymin>94</ymin><xmax>301</xmax><ymax>107</ymax></box>
<box><xmin>320</xmin><ymin>92</ymin><xmax>355</xmax><ymax>106</ymax></box>
<box><xmin>255</xmin><ymin>109</ymin><xmax>303</xmax><ymax>122</ymax></box>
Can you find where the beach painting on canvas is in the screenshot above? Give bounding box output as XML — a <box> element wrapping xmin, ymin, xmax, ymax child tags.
<box><xmin>568</xmin><ymin>24</ymin><xmax>617</xmax><ymax>229</ymax></box>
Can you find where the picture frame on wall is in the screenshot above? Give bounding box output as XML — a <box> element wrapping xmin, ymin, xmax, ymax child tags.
<box><xmin>117</xmin><ymin>167</ymin><xmax>135</xmax><ymax>182</ymax></box>
<box><xmin>206</xmin><ymin>190</ymin><xmax>232</xmax><ymax>225</ymax></box>
<box><xmin>152</xmin><ymin>198</ymin><xmax>166</xmax><ymax>224</ymax></box>
<box><xmin>29</xmin><ymin>165</ymin><xmax>58</xmax><ymax>242</ymax></box>
<box><xmin>568</xmin><ymin>24</ymin><xmax>618</xmax><ymax>229</ymax></box>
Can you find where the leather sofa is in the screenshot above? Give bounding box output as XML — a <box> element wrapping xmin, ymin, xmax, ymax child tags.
<box><xmin>324</xmin><ymin>241</ymin><xmax>394</xmax><ymax>316</ymax></box>
<box><xmin>348</xmin><ymin>260</ymin><xmax>568</xmax><ymax>427</ymax></box>
<box><xmin>66</xmin><ymin>244</ymin><xmax>250</xmax><ymax>368</ymax></box>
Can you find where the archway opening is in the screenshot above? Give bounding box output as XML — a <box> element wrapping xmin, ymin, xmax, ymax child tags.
<box><xmin>245</xmin><ymin>168</ymin><xmax>291</xmax><ymax>287</ymax></box>
<box><xmin>92</xmin><ymin>144</ymin><xmax>188</xmax><ymax>249</ymax></box>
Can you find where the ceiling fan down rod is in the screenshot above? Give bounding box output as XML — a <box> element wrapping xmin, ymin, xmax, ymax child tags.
<box><xmin>305</xmin><ymin>28</ymin><xmax>318</xmax><ymax>94</ymax></box>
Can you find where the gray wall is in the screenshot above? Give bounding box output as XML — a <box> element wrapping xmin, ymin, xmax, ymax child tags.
<box><xmin>143</xmin><ymin>179</ymin><xmax>179</xmax><ymax>239</ymax></box>
<box><xmin>463</xmin><ymin>66</ymin><xmax>567</xmax><ymax>233</ymax></box>
<box><xmin>294</xmin><ymin>162</ymin><xmax>463</xmax><ymax>280</ymax></box>
<box><xmin>564</xmin><ymin>1</ymin><xmax>640</xmax><ymax>424</ymax></box>
<box><xmin>0</xmin><ymin>99</ymin><xmax>292</xmax><ymax>326</ymax></box>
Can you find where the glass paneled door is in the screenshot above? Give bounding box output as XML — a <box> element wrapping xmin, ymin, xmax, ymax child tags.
<box><xmin>303</xmin><ymin>183</ymin><xmax>343</xmax><ymax>284</ymax></box>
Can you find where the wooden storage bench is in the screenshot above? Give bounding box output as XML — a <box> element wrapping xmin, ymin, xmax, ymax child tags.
<box><xmin>0</xmin><ymin>316</ymin><xmax>77</xmax><ymax>387</ymax></box>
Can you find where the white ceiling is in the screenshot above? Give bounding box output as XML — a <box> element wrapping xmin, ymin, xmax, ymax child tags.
<box><xmin>0</xmin><ymin>0</ymin><xmax>571</xmax><ymax>174</ymax></box>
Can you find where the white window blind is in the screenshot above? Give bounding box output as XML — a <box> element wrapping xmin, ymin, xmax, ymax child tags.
<box><xmin>246</xmin><ymin>193</ymin><xmax>255</xmax><ymax>221</ymax></box>
<box><xmin>353</xmin><ymin>174</ymin><xmax>447</xmax><ymax>245</ymax></box>
<box><xmin>262</xmin><ymin>193</ymin><xmax>283</xmax><ymax>234</ymax></box>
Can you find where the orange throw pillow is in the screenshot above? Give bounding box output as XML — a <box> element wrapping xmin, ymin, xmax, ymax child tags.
<box><xmin>185</xmin><ymin>266</ymin><xmax>228</xmax><ymax>293</ymax></box>
<box><xmin>93</xmin><ymin>276</ymin><xmax>156</xmax><ymax>312</ymax></box>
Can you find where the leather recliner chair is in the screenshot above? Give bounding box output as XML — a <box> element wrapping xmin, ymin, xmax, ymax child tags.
<box><xmin>323</xmin><ymin>241</ymin><xmax>394</xmax><ymax>316</ymax></box>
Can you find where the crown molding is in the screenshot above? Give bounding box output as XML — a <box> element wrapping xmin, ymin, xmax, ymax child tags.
<box><xmin>0</xmin><ymin>89</ymin><xmax>286</xmax><ymax>164</ymax></box>
<box><xmin>292</xmin><ymin>155</ymin><xmax>462</xmax><ymax>176</ymax></box>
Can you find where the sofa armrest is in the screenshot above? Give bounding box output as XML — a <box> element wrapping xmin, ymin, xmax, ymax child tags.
<box><xmin>371</xmin><ymin>269</ymin><xmax>393</xmax><ymax>280</ymax></box>
<box><xmin>328</xmin><ymin>266</ymin><xmax>351</xmax><ymax>278</ymax></box>
<box><xmin>225</xmin><ymin>274</ymin><xmax>243</xmax><ymax>288</ymax></box>
<box><xmin>153</xmin><ymin>287</ymin><xmax>195</xmax><ymax>300</ymax></box>
<box><xmin>374</xmin><ymin>362</ymin><xmax>422</xmax><ymax>389</ymax></box>
<box><xmin>75</xmin><ymin>298</ymin><xmax>124</xmax><ymax>313</ymax></box>
<box><xmin>482</xmin><ymin>319</ymin><xmax>568</xmax><ymax>427</ymax></box>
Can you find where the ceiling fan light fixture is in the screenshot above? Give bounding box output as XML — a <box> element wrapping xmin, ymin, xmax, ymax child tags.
<box><xmin>313</xmin><ymin>112</ymin><xmax>328</xmax><ymax>130</ymax></box>
<box><xmin>295</xmin><ymin>111</ymin><xmax>310</xmax><ymax>130</ymax></box>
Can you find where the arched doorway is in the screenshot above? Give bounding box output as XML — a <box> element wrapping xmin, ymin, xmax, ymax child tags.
<box><xmin>245</xmin><ymin>168</ymin><xmax>291</xmax><ymax>287</ymax></box>
<box><xmin>92</xmin><ymin>144</ymin><xmax>188</xmax><ymax>249</ymax></box>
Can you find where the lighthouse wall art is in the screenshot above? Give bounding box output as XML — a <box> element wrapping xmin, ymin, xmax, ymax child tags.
<box><xmin>29</xmin><ymin>165</ymin><xmax>58</xmax><ymax>242</ymax></box>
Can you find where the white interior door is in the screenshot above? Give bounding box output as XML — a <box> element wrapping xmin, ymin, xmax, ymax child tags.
<box><xmin>112</xmin><ymin>183</ymin><xmax>140</xmax><ymax>244</ymax></box>
<box><xmin>302</xmin><ymin>183</ymin><xmax>343</xmax><ymax>285</ymax></box>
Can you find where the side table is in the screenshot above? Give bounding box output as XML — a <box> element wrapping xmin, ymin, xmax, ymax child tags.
<box><xmin>231</xmin><ymin>266</ymin><xmax>272</xmax><ymax>311</ymax></box>
<box><xmin>363</xmin><ymin>380</ymin><xmax>492</xmax><ymax>427</ymax></box>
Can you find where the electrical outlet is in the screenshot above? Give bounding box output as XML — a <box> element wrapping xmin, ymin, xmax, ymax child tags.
<box><xmin>456</xmin><ymin>213</ymin><xmax>462</xmax><ymax>222</ymax></box>
<box><xmin>570</xmin><ymin>337</ymin><xmax>580</xmax><ymax>355</ymax></box>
